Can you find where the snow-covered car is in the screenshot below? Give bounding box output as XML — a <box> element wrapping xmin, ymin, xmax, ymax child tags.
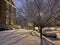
<box><xmin>42</xmin><ymin>29</ymin><xmax>57</xmax><ymax>38</ymax></box>
<box><xmin>0</xmin><ymin>25</ymin><xmax>14</xmax><ymax>31</ymax></box>
<box><xmin>56</xmin><ymin>28</ymin><xmax>60</xmax><ymax>39</ymax></box>
<box><xmin>34</xmin><ymin>27</ymin><xmax>39</xmax><ymax>31</ymax></box>
<box><xmin>0</xmin><ymin>25</ymin><xmax>9</xmax><ymax>31</ymax></box>
<box><xmin>56</xmin><ymin>33</ymin><xmax>60</xmax><ymax>39</ymax></box>
<box><xmin>57</xmin><ymin>28</ymin><xmax>60</xmax><ymax>31</ymax></box>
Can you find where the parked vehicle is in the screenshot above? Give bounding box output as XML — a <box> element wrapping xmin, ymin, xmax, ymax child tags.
<box><xmin>0</xmin><ymin>26</ymin><xmax>6</xmax><ymax>31</ymax></box>
<box><xmin>56</xmin><ymin>28</ymin><xmax>60</xmax><ymax>39</ymax></box>
<box><xmin>56</xmin><ymin>33</ymin><xmax>60</xmax><ymax>39</ymax></box>
<box><xmin>42</xmin><ymin>28</ymin><xmax>57</xmax><ymax>38</ymax></box>
<box><xmin>0</xmin><ymin>25</ymin><xmax>8</xmax><ymax>31</ymax></box>
<box><xmin>34</xmin><ymin>27</ymin><xmax>39</xmax><ymax>31</ymax></box>
<box><xmin>0</xmin><ymin>25</ymin><xmax>14</xmax><ymax>31</ymax></box>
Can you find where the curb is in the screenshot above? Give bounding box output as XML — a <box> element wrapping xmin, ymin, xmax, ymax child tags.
<box><xmin>33</xmin><ymin>31</ymin><xmax>55</xmax><ymax>45</ymax></box>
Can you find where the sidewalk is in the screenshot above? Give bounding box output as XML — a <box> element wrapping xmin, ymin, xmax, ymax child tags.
<box><xmin>32</xmin><ymin>31</ymin><xmax>55</xmax><ymax>45</ymax></box>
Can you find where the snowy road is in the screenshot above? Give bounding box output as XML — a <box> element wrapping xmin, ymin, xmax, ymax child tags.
<box><xmin>0</xmin><ymin>29</ymin><xmax>60</xmax><ymax>45</ymax></box>
<box><xmin>0</xmin><ymin>29</ymin><xmax>40</xmax><ymax>45</ymax></box>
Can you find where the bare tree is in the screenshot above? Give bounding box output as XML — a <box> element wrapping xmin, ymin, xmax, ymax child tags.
<box><xmin>16</xmin><ymin>0</ymin><xmax>60</xmax><ymax>39</ymax></box>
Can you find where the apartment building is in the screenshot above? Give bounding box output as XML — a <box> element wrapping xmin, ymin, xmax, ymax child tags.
<box><xmin>0</xmin><ymin>0</ymin><xmax>16</xmax><ymax>25</ymax></box>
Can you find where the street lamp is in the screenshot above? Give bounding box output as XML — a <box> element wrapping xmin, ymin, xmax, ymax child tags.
<box><xmin>39</xmin><ymin>12</ymin><xmax>44</xmax><ymax>45</ymax></box>
<box><xmin>34</xmin><ymin>0</ymin><xmax>43</xmax><ymax>45</ymax></box>
<box><xmin>40</xmin><ymin>12</ymin><xmax>43</xmax><ymax>16</ymax></box>
<box><xmin>36</xmin><ymin>12</ymin><xmax>43</xmax><ymax>38</ymax></box>
<box><xmin>39</xmin><ymin>12</ymin><xmax>43</xmax><ymax>38</ymax></box>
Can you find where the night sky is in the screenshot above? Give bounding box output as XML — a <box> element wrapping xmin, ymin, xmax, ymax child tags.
<box><xmin>13</xmin><ymin>0</ymin><xmax>22</xmax><ymax>8</ymax></box>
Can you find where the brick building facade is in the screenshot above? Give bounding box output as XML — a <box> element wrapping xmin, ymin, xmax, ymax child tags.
<box><xmin>0</xmin><ymin>0</ymin><xmax>16</xmax><ymax>25</ymax></box>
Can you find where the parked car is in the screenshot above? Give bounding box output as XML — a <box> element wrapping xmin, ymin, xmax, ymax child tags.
<box><xmin>0</xmin><ymin>25</ymin><xmax>8</xmax><ymax>31</ymax></box>
<box><xmin>0</xmin><ymin>25</ymin><xmax>14</xmax><ymax>31</ymax></box>
<box><xmin>57</xmin><ymin>28</ymin><xmax>60</xmax><ymax>31</ymax></box>
<box><xmin>56</xmin><ymin>28</ymin><xmax>60</xmax><ymax>39</ymax></box>
<box><xmin>0</xmin><ymin>26</ymin><xmax>6</xmax><ymax>31</ymax></box>
<box><xmin>34</xmin><ymin>27</ymin><xmax>39</xmax><ymax>31</ymax></box>
<box><xmin>42</xmin><ymin>28</ymin><xmax>57</xmax><ymax>38</ymax></box>
<box><xmin>56</xmin><ymin>33</ymin><xmax>60</xmax><ymax>39</ymax></box>
<box><xmin>8</xmin><ymin>25</ymin><xmax>15</xmax><ymax>30</ymax></box>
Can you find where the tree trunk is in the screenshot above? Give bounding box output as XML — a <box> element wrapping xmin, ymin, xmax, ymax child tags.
<box><xmin>39</xmin><ymin>27</ymin><xmax>43</xmax><ymax>38</ymax></box>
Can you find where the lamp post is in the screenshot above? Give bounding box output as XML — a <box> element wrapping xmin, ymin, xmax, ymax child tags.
<box><xmin>36</xmin><ymin>12</ymin><xmax>43</xmax><ymax>39</ymax></box>
<box><xmin>34</xmin><ymin>0</ymin><xmax>43</xmax><ymax>45</ymax></box>
<box><xmin>39</xmin><ymin>12</ymin><xmax>44</xmax><ymax>45</ymax></box>
<box><xmin>39</xmin><ymin>12</ymin><xmax>43</xmax><ymax>39</ymax></box>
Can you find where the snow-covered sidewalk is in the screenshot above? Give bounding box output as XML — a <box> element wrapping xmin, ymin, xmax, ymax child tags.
<box><xmin>0</xmin><ymin>29</ymin><xmax>60</xmax><ymax>45</ymax></box>
<box><xmin>33</xmin><ymin>31</ymin><xmax>60</xmax><ymax>45</ymax></box>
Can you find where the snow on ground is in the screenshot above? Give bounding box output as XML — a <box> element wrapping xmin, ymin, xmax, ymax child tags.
<box><xmin>0</xmin><ymin>29</ymin><xmax>40</xmax><ymax>45</ymax></box>
<box><xmin>0</xmin><ymin>29</ymin><xmax>60</xmax><ymax>45</ymax></box>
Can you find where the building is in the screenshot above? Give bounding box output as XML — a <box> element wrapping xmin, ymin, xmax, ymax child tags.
<box><xmin>0</xmin><ymin>0</ymin><xmax>6</xmax><ymax>24</ymax></box>
<box><xmin>0</xmin><ymin>0</ymin><xmax>16</xmax><ymax>25</ymax></box>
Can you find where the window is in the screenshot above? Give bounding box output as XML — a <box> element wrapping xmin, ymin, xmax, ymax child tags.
<box><xmin>6</xmin><ymin>3</ymin><xmax>9</xmax><ymax>9</ymax></box>
<box><xmin>6</xmin><ymin>10</ymin><xmax>9</xmax><ymax>17</ymax></box>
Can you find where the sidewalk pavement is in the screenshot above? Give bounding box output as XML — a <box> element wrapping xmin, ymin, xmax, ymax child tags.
<box><xmin>32</xmin><ymin>31</ymin><xmax>55</xmax><ymax>45</ymax></box>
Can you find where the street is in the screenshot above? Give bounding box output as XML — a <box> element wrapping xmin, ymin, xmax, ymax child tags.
<box><xmin>0</xmin><ymin>0</ymin><xmax>60</xmax><ymax>45</ymax></box>
<box><xmin>0</xmin><ymin>29</ymin><xmax>60</xmax><ymax>45</ymax></box>
<box><xmin>0</xmin><ymin>29</ymin><xmax>40</xmax><ymax>45</ymax></box>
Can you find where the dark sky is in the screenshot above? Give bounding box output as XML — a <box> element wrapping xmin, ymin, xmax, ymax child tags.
<box><xmin>13</xmin><ymin>0</ymin><xmax>22</xmax><ymax>8</ymax></box>
<box><xmin>13</xmin><ymin>0</ymin><xmax>48</xmax><ymax>8</ymax></box>
<box><xmin>13</xmin><ymin>0</ymin><xmax>48</xmax><ymax>17</ymax></box>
